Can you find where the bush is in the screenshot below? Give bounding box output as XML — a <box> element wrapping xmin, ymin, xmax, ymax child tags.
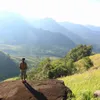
<box><xmin>66</xmin><ymin>45</ymin><xmax>93</xmax><ymax>62</ymax></box>
<box><xmin>83</xmin><ymin>57</ymin><xmax>93</xmax><ymax>70</ymax></box>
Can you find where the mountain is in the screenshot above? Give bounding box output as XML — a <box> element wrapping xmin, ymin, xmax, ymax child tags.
<box><xmin>1</xmin><ymin>12</ymin><xmax>100</xmax><ymax>56</ymax></box>
<box><xmin>0</xmin><ymin>12</ymin><xmax>75</xmax><ymax>56</ymax></box>
<box><xmin>59</xmin><ymin>22</ymin><xmax>100</xmax><ymax>52</ymax></box>
<box><xmin>87</xmin><ymin>25</ymin><xmax>100</xmax><ymax>32</ymax></box>
<box><xmin>29</xmin><ymin>18</ymin><xmax>84</xmax><ymax>44</ymax></box>
<box><xmin>0</xmin><ymin>51</ymin><xmax>19</xmax><ymax>81</ymax></box>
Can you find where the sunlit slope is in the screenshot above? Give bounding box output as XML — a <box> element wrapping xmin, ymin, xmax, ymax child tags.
<box><xmin>59</xmin><ymin>69</ymin><xmax>100</xmax><ymax>100</ymax></box>
<box><xmin>90</xmin><ymin>54</ymin><xmax>100</xmax><ymax>69</ymax></box>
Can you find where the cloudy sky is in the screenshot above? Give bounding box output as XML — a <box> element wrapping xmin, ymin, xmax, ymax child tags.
<box><xmin>0</xmin><ymin>0</ymin><xmax>100</xmax><ymax>26</ymax></box>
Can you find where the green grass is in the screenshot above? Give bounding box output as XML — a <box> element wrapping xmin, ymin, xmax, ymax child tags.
<box><xmin>59</xmin><ymin>69</ymin><xmax>100</xmax><ymax>100</ymax></box>
<box><xmin>4</xmin><ymin>77</ymin><xmax>20</xmax><ymax>81</ymax></box>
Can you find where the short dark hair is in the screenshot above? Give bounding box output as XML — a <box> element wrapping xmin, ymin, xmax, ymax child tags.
<box><xmin>22</xmin><ymin>58</ymin><xmax>25</xmax><ymax>60</ymax></box>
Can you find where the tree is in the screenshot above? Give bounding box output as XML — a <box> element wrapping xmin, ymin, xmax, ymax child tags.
<box><xmin>66</xmin><ymin>59</ymin><xmax>76</xmax><ymax>74</ymax></box>
<box><xmin>66</xmin><ymin>45</ymin><xmax>93</xmax><ymax>62</ymax></box>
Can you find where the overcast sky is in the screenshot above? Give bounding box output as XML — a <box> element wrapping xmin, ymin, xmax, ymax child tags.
<box><xmin>0</xmin><ymin>0</ymin><xmax>100</xmax><ymax>26</ymax></box>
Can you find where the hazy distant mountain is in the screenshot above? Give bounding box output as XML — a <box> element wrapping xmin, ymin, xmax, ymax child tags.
<box><xmin>87</xmin><ymin>25</ymin><xmax>100</xmax><ymax>32</ymax></box>
<box><xmin>30</xmin><ymin>18</ymin><xmax>100</xmax><ymax>52</ymax></box>
<box><xmin>0</xmin><ymin>12</ymin><xmax>100</xmax><ymax>56</ymax></box>
<box><xmin>0</xmin><ymin>12</ymin><xmax>75</xmax><ymax>56</ymax></box>
<box><xmin>60</xmin><ymin>22</ymin><xmax>100</xmax><ymax>44</ymax></box>
<box><xmin>30</xmin><ymin>18</ymin><xmax>85</xmax><ymax>44</ymax></box>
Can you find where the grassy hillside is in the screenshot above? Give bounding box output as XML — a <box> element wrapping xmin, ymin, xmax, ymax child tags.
<box><xmin>59</xmin><ymin>69</ymin><xmax>100</xmax><ymax>100</ymax></box>
<box><xmin>59</xmin><ymin>54</ymin><xmax>100</xmax><ymax>100</ymax></box>
<box><xmin>90</xmin><ymin>54</ymin><xmax>100</xmax><ymax>69</ymax></box>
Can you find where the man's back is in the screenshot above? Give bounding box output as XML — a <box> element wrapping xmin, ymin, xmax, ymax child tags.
<box><xmin>20</xmin><ymin>62</ymin><xmax>27</xmax><ymax>70</ymax></box>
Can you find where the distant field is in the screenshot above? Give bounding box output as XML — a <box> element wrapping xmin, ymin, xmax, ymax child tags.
<box><xmin>0</xmin><ymin>44</ymin><xmax>67</xmax><ymax>57</ymax></box>
<box><xmin>59</xmin><ymin>69</ymin><xmax>100</xmax><ymax>100</ymax></box>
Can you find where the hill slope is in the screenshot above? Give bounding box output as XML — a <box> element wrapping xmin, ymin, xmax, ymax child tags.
<box><xmin>59</xmin><ymin>54</ymin><xmax>100</xmax><ymax>99</ymax></box>
<box><xmin>89</xmin><ymin>54</ymin><xmax>100</xmax><ymax>70</ymax></box>
<box><xmin>59</xmin><ymin>69</ymin><xmax>100</xmax><ymax>100</ymax></box>
<box><xmin>74</xmin><ymin>54</ymin><xmax>100</xmax><ymax>71</ymax></box>
<box><xmin>0</xmin><ymin>51</ymin><xmax>19</xmax><ymax>81</ymax></box>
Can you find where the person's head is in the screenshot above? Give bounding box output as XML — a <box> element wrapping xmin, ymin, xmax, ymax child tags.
<box><xmin>22</xmin><ymin>58</ymin><xmax>25</xmax><ymax>62</ymax></box>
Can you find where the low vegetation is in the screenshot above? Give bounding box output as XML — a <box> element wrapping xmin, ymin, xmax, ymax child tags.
<box><xmin>28</xmin><ymin>45</ymin><xmax>93</xmax><ymax>80</ymax></box>
<box><xmin>3</xmin><ymin>45</ymin><xmax>100</xmax><ymax>100</ymax></box>
<box><xmin>59</xmin><ymin>69</ymin><xmax>100</xmax><ymax>100</ymax></box>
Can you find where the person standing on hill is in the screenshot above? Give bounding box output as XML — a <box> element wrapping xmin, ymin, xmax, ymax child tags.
<box><xmin>20</xmin><ymin>58</ymin><xmax>27</xmax><ymax>83</ymax></box>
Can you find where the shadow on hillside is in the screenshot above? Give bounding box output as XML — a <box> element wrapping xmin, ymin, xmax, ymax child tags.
<box><xmin>24</xmin><ymin>82</ymin><xmax>48</xmax><ymax>100</ymax></box>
